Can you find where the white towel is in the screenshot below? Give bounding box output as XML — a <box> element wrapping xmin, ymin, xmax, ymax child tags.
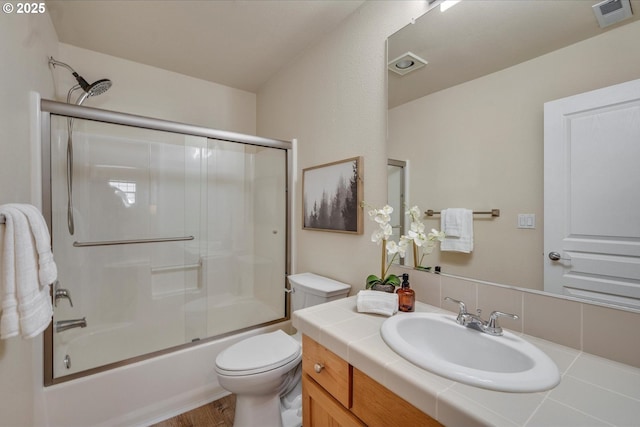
<box><xmin>356</xmin><ymin>290</ymin><xmax>398</xmax><ymax>316</ymax></box>
<box><xmin>443</xmin><ymin>208</ymin><xmax>463</xmax><ymax>237</ymax></box>
<box><xmin>440</xmin><ymin>208</ymin><xmax>474</xmax><ymax>253</ymax></box>
<box><xmin>0</xmin><ymin>204</ymin><xmax>56</xmax><ymax>339</ymax></box>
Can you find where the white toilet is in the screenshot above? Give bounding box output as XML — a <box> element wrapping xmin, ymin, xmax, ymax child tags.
<box><xmin>215</xmin><ymin>272</ymin><xmax>351</xmax><ymax>427</ymax></box>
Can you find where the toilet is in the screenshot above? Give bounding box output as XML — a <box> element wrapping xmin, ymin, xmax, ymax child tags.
<box><xmin>215</xmin><ymin>272</ymin><xmax>351</xmax><ymax>427</ymax></box>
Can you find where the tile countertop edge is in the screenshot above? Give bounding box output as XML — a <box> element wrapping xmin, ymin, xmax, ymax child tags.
<box><xmin>292</xmin><ymin>296</ymin><xmax>640</xmax><ymax>427</ymax></box>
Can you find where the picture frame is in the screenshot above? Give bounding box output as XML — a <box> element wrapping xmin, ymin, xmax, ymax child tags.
<box><xmin>302</xmin><ymin>156</ymin><xmax>363</xmax><ymax>234</ymax></box>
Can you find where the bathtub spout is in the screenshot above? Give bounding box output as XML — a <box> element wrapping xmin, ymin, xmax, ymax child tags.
<box><xmin>56</xmin><ymin>317</ymin><xmax>87</xmax><ymax>333</ymax></box>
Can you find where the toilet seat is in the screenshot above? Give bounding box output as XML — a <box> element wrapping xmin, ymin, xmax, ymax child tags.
<box><xmin>215</xmin><ymin>330</ymin><xmax>301</xmax><ymax>376</ymax></box>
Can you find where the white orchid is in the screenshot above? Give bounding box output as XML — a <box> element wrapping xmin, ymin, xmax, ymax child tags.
<box><xmin>428</xmin><ymin>228</ymin><xmax>446</xmax><ymax>242</ymax></box>
<box><xmin>407</xmin><ymin>220</ymin><xmax>427</xmax><ymax>246</ymax></box>
<box><xmin>402</xmin><ymin>206</ymin><xmax>445</xmax><ymax>268</ymax></box>
<box><xmin>362</xmin><ymin>203</ymin><xmax>406</xmax><ymax>289</ymax></box>
<box><xmin>407</xmin><ymin>205</ymin><xmax>422</xmax><ymax>222</ymax></box>
<box><xmin>369</xmin><ymin>204</ymin><xmax>393</xmax><ymax>225</ymax></box>
<box><xmin>370</xmin><ymin>222</ymin><xmax>393</xmax><ymax>244</ymax></box>
<box><xmin>386</xmin><ymin>239</ymin><xmax>408</xmax><ymax>258</ymax></box>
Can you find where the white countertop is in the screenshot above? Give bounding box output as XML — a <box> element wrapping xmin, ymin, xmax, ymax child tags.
<box><xmin>292</xmin><ymin>296</ymin><xmax>640</xmax><ymax>427</ymax></box>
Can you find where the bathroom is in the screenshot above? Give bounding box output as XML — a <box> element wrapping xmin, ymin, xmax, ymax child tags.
<box><xmin>1</xmin><ymin>1</ymin><xmax>640</xmax><ymax>426</ymax></box>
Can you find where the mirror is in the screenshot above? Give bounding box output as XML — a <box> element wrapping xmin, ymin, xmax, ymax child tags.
<box><xmin>387</xmin><ymin>0</ymin><xmax>640</xmax><ymax>304</ymax></box>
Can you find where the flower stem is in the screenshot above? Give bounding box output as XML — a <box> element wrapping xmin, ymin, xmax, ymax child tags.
<box><xmin>381</xmin><ymin>240</ymin><xmax>386</xmax><ymax>279</ymax></box>
<box><xmin>383</xmin><ymin>252</ymin><xmax>398</xmax><ymax>279</ymax></box>
<box><xmin>413</xmin><ymin>241</ymin><xmax>418</xmax><ymax>268</ymax></box>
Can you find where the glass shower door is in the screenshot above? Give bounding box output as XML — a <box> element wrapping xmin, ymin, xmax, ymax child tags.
<box><xmin>47</xmin><ymin>114</ymin><xmax>288</xmax><ymax>381</ymax></box>
<box><xmin>201</xmin><ymin>140</ymin><xmax>287</xmax><ymax>337</ymax></box>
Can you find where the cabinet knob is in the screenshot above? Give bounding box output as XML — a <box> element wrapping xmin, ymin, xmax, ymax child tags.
<box><xmin>314</xmin><ymin>363</ymin><xmax>324</xmax><ymax>373</ymax></box>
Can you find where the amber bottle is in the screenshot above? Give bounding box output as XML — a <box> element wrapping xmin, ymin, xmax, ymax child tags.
<box><xmin>397</xmin><ymin>273</ymin><xmax>415</xmax><ymax>312</ymax></box>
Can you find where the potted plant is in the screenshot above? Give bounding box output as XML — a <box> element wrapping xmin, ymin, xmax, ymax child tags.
<box><xmin>364</xmin><ymin>204</ymin><xmax>407</xmax><ymax>292</ymax></box>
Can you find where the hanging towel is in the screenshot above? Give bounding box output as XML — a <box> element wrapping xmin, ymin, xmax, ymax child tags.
<box><xmin>356</xmin><ymin>290</ymin><xmax>398</xmax><ymax>316</ymax></box>
<box><xmin>0</xmin><ymin>204</ymin><xmax>56</xmax><ymax>339</ymax></box>
<box><xmin>443</xmin><ymin>208</ymin><xmax>464</xmax><ymax>237</ymax></box>
<box><xmin>440</xmin><ymin>208</ymin><xmax>474</xmax><ymax>253</ymax></box>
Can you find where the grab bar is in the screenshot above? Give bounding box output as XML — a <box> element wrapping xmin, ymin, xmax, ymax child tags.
<box><xmin>151</xmin><ymin>262</ymin><xmax>201</xmax><ymax>274</ymax></box>
<box><xmin>73</xmin><ymin>235</ymin><xmax>194</xmax><ymax>247</ymax></box>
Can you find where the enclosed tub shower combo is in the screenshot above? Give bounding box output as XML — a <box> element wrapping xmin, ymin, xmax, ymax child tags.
<box><xmin>39</xmin><ymin>95</ymin><xmax>293</xmax><ymax>385</ymax></box>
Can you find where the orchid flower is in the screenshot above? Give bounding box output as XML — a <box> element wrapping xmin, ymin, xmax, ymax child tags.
<box><xmin>402</xmin><ymin>206</ymin><xmax>445</xmax><ymax>268</ymax></box>
<box><xmin>363</xmin><ymin>203</ymin><xmax>406</xmax><ymax>289</ymax></box>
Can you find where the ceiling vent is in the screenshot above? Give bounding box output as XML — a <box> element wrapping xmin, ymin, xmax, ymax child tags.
<box><xmin>388</xmin><ymin>52</ymin><xmax>428</xmax><ymax>76</ymax></box>
<box><xmin>592</xmin><ymin>0</ymin><xmax>633</xmax><ymax>28</ymax></box>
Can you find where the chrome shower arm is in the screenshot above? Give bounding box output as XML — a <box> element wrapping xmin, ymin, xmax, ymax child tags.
<box><xmin>49</xmin><ymin>57</ymin><xmax>78</xmax><ymax>74</ymax></box>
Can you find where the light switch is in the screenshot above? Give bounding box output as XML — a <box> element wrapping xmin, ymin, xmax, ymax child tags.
<box><xmin>518</xmin><ymin>214</ymin><xmax>535</xmax><ymax>229</ymax></box>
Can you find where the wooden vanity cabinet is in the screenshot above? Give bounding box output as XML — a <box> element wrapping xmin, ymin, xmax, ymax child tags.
<box><xmin>301</xmin><ymin>335</ymin><xmax>442</xmax><ymax>427</ymax></box>
<box><xmin>302</xmin><ymin>373</ymin><xmax>365</xmax><ymax>427</ymax></box>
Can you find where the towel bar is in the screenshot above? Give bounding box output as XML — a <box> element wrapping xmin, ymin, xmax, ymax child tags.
<box><xmin>425</xmin><ymin>209</ymin><xmax>500</xmax><ymax>217</ymax></box>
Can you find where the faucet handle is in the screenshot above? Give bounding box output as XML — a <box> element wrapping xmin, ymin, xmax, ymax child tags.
<box><xmin>444</xmin><ymin>296</ymin><xmax>468</xmax><ymax>322</ymax></box>
<box><xmin>485</xmin><ymin>311</ymin><xmax>519</xmax><ymax>336</ymax></box>
<box><xmin>444</xmin><ymin>297</ymin><xmax>467</xmax><ymax>313</ymax></box>
<box><xmin>54</xmin><ymin>281</ymin><xmax>73</xmax><ymax>307</ymax></box>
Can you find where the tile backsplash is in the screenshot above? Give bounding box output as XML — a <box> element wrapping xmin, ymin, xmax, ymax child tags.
<box><xmin>389</xmin><ymin>265</ymin><xmax>640</xmax><ymax>368</ymax></box>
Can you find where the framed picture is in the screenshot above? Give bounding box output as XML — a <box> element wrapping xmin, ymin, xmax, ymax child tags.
<box><xmin>302</xmin><ymin>156</ymin><xmax>363</xmax><ymax>234</ymax></box>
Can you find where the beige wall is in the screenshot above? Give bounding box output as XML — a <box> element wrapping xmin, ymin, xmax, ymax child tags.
<box><xmin>257</xmin><ymin>1</ymin><xmax>430</xmax><ymax>289</ymax></box>
<box><xmin>56</xmin><ymin>43</ymin><xmax>257</xmax><ymax>134</ymax></box>
<box><xmin>389</xmin><ymin>20</ymin><xmax>640</xmax><ymax>290</ymax></box>
<box><xmin>0</xmin><ymin>10</ymin><xmax>59</xmax><ymax>427</ymax></box>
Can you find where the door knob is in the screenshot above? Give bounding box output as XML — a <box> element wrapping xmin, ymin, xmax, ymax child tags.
<box><xmin>548</xmin><ymin>251</ymin><xmax>570</xmax><ymax>261</ymax></box>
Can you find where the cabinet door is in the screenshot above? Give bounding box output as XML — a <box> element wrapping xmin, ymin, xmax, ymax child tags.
<box><xmin>302</xmin><ymin>374</ymin><xmax>365</xmax><ymax>427</ymax></box>
<box><xmin>351</xmin><ymin>368</ymin><xmax>442</xmax><ymax>427</ymax></box>
<box><xmin>302</xmin><ymin>335</ymin><xmax>351</xmax><ymax>407</ymax></box>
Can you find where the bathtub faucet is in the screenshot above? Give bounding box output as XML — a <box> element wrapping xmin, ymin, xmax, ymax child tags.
<box><xmin>55</xmin><ymin>317</ymin><xmax>87</xmax><ymax>333</ymax></box>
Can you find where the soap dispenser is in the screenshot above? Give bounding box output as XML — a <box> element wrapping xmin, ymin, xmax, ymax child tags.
<box><xmin>397</xmin><ymin>273</ymin><xmax>415</xmax><ymax>312</ymax></box>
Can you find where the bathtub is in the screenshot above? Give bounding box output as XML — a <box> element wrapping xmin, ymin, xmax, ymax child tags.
<box><xmin>40</xmin><ymin>320</ymin><xmax>292</xmax><ymax>427</ymax></box>
<box><xmin>53</xmin><ymin>294</ymin><xmax>282</xmax><ymax>379</ymax></box>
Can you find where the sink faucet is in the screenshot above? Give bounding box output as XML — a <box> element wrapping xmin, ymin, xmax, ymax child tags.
<box><xmin>55</xmin><ymin>317</ymin><xmax>87</xmax><ymax>333</ymax></box>
<box><xmin>444</xmin><ymin>297</ymin><xmax>518</xmax><ymax>336</ymax></box>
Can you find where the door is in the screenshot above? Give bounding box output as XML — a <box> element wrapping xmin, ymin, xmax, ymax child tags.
<box><xmin>544</xmin><ymin>78</ymin><xmax>640</xmax><ymax>308</ymax></box>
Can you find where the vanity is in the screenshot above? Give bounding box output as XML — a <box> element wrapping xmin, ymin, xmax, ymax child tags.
<box><xmin>302</xmin><ymin>334</ymin><xmax>440</xmax><ymax>426</ymax></box>
<box><xmin>294</xmin><ymin>297</ymin><xmax>640</xmax><ymax>426</ymax></box>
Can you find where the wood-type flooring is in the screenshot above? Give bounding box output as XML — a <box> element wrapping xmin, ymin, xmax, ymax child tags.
<box><xmin>150</xmin><ymin>394</ymin><xmax>235</xmax><ymax>427</ymax></box>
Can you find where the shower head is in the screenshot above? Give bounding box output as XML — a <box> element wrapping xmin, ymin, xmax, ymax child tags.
<box><xmin>48</xmin><ymin>57</ymin><xmax>112</xmax><ymax>101</ymax></box>
<box><xmin>86</xmin><ymin>78</ymin><xmax>112</xmax><ymax>97</ymax></box>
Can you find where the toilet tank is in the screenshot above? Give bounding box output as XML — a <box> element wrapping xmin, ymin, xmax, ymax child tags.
<box><xmin>287</xmin><ymin>273</ymin><xmax>351</xmax><ymax>312</ymax></box>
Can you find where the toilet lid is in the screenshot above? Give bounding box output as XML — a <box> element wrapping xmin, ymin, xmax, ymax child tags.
<box><xmin>215</xmin><ymin>330</ymin><xmax>301</xmax><ymax>376</ymax></box>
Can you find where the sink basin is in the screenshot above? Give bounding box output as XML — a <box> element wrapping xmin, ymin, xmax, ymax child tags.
<box><xmin>380</xmin><ymin>312</ymin><xmax>560</xmax><ymax>392</ymax></box>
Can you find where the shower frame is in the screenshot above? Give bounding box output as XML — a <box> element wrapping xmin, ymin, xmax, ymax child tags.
<box><xmin>39</xmin><ymin>99</ymin><xmax>294</xmax><ymax>386</ymax></box>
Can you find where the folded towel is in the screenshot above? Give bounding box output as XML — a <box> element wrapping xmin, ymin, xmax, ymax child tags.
<box><xmin>443</xmin><ymin>208</ymin><xmax>463</xmax><ymax>237</ymax></box>
<box><xmin>0</xmin><ymin>204</ymin><xmax>56</xmax><ymax>339</ymax></box>
<box><xmin>440</xmin><ymin>208</ymin><xmax>474</xmax><ymax>253</ymax></box>
<box><xmin>356</xmin><ymin>290</ymin><xmax>398</xmax><ymax>316</ymax></box>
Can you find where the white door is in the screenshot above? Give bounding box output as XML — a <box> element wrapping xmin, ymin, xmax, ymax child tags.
<box><xmin>544</xmin><ymin>78</ymin><xmax>640</xmax><ymax>308</ymax></box>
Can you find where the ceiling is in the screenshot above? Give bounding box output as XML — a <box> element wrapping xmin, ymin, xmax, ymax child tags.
<box><xmin>46</xmin><ymin>0</ymin><xmax>639</xmax><ymax>105</ymax></box>
<box><xmin>388</xmin><ymin>0</ymin><xmax>640</xmax><ymax>108</ymax></box>
<box><xmin>46</xmin><ymin>0</ymin><xmax>365</xmax><ymax>93</ymax></box>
